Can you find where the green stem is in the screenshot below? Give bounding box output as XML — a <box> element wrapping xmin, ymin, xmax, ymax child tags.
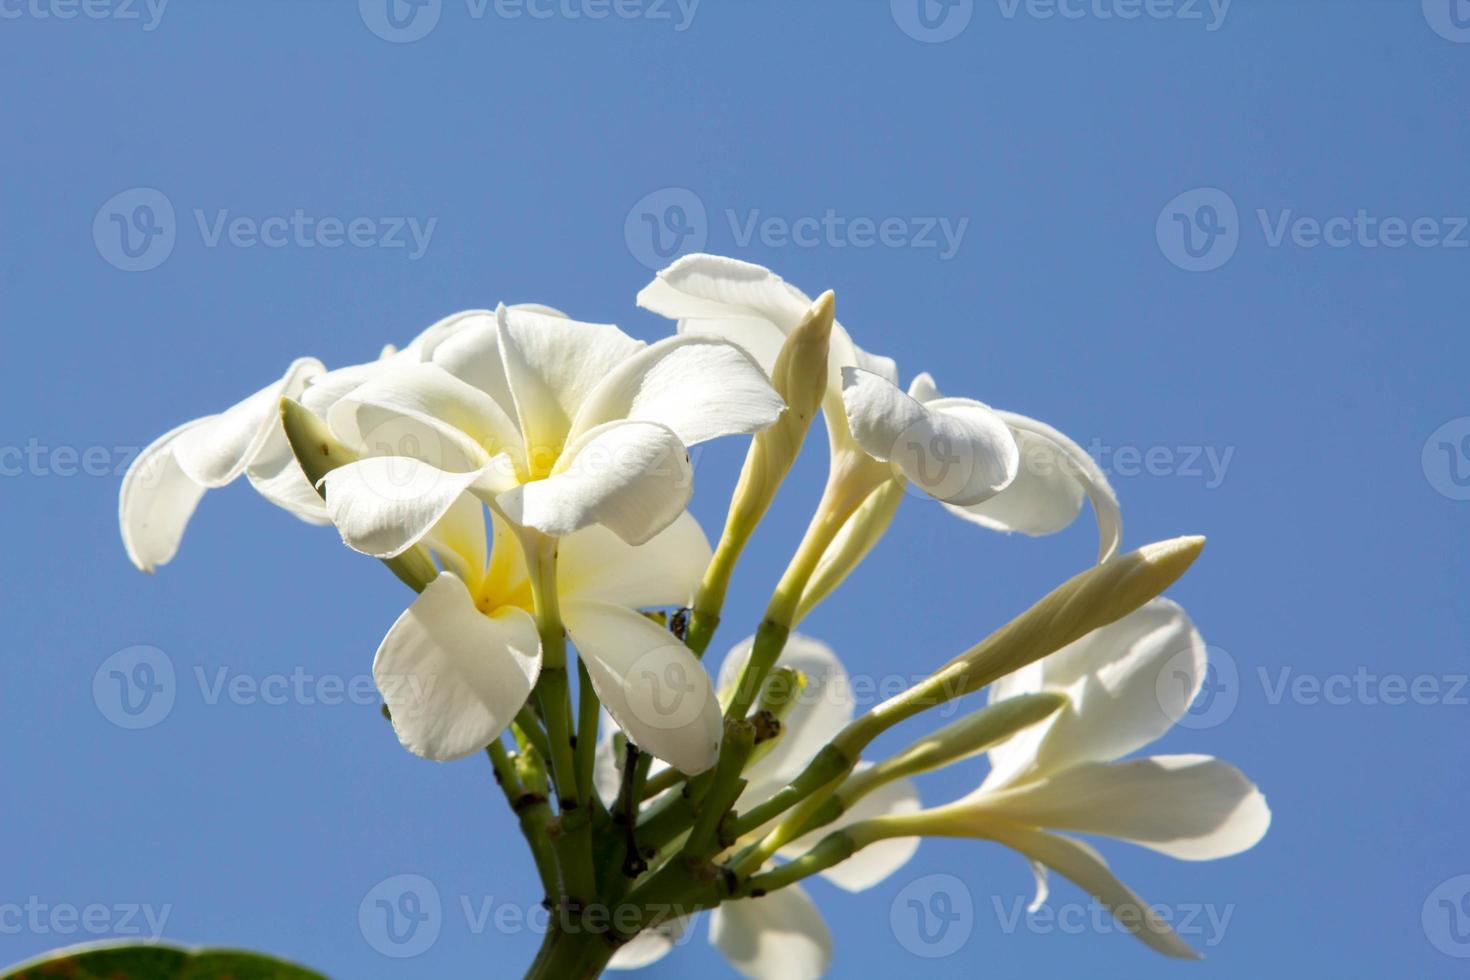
<box><xmin>639</xmin><ymin>766</ymin><xmax>686</xmax><ymax>801</ymax></box>
<box><xmin>523</xmin><ymin>531</ymin><xmax>595</xmax><ymax>906</ymax></box>
<box><xmin>514</xmin><ymin>706</ymin><xmax>552</xmax><ymax>763</ymax></box>
<box><xmin>735</xmin><ymin>830</ymin><xmax>857</xmax><ymax>897</ymax></box>
<box><xmin>523</xmin><ymin>921</ymin><xmax>615</xmax><ymax>980</ymax></box>
<box><xmin>575</xmin><ymin>658</ymin><xmax>599</xmax><ymax>809</ymax></box>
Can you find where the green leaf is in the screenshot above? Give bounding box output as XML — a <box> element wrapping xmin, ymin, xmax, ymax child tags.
<box><xmin>1</xmin><ymin>941</ymin><xmax>328</xmax><ymax>979</ymax></box>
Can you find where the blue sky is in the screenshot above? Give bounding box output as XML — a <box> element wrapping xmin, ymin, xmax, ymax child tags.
<box><xmin>2</xmin><ymin>1</ymin><xmax>1467</xmax><ymax>977</ymax></box>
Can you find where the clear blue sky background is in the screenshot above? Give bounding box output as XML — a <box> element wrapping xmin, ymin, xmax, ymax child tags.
<box><xmin>2</xmin><ymin>1</ymin><xmax>1466</xmax><ymax>977</ymax></box>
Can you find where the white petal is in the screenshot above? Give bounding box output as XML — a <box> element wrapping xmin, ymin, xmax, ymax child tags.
<box><xmin>777</xmin><ymin>773</ymin><xmax>922</xmax><ymax>893</ymax></box>
<box><xmin>559</xmin><ymin>511</ymin><xmax>712</xmax><ymax>609</ymax></box>
<box><xmin>244</xmin><ymin>421</ymin><xmax>330</xmax><ymax>525</ymax></box>
<box><xmin>983</xmin><ymin>825</ymin><xmax>1200</xmax><ymax>959</ymax></box>
<box><xmin>327</xmin><ymin>362</ymin><xmax>515</xmax><ymax>472</ymax></box>
<box><xmin>906</xmin><ymin>371</ymin><xmax>942</xmax><ymax>404</ymax></box>
<box><xmin>481</xmin><ymin>510</ymin><xmax>530</xmax><ymax>607</ymax></box>
<box><xmin>373</xmin><ymin>572</ymin><xmax>541</xmax><ymax>762</ymax></box>
<box><xmin>592</xmin><ymin>722</ymin><xmax>626</xmax><ymax>810</ymax></box>
<box><xmin>496</xmin><ymin>421</ymin><xmax>692</xmax><ymax>545</ymax></box>
<box><xmin>841</xmin><ymin>368</ymin><xmax>1018</xmax><ymax>507</ymax></box>
<box><xmin>562</xmin><ymin>600</ymin><xmax>721</xmax><ymax>775</ymax></box>
<box><xmin>423</xmin><ymin>310</ymin><xmax>518</xmax><ymax>421</ymax></box>
<box><xmin>118</xmin><ymin>418</ymin><xmax>210</xmax><ymax>572</ymax></box>
<box><xmin>709</xmin><ymin>883</ymin><xmax>832</xmax><ymax>980</ymax></box>
<box><xmin>569</xmin><ymin>335</ymin><xmax>785</xmax><ymax>448</ymax></box>
<box><xmin>171</xmin><ymin>358</ymin><xmax>322</xmax><ymax>488</ymax></box>
<box><xmin>421</xmin><ymin>490</ymin><xmax>488</xmax><ymax>588</ymax></box>
<box><xmin>321</xmin><ymin>457</ymin><xmax>486</xmax><ymax>558</ymax></box>
<box><xmin>638</xmin><ymin>255</ymin><xmax>813</xmax><ymax>327</ymax></box>
<box><xmin>607</xmin><ymin>915</ymin><xmax>691</xmax><ymax>970</ymax></box>
<box><xmin>718</xmin><ymin>634</ymin><xmax>854</xmax><ymax>799</ymax></box>
<box><xmin>496</xmin><ymin>306</ymin><xmax>644</xmax><ymax>466</ymax></box>
<box><xmin>977</xmin><ymin>755</ymin><xmax>1270</xmax><ymax>861</ymax></box>
<box><xmin>985</xmin><ymin>599</ymin><xmax>1204</xmax><ymax>786</ymax></box>
<box><xmin>947</xmin><ymin>408</ymin><xmax>1122</xmax><ymax>563</ymax></box>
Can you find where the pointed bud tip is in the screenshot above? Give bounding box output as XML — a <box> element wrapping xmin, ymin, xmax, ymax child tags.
<box><xmin>799</xmin><ymin>290</ymin><xmax>836</xmax><ymax>339</ymax></box>
<box><xmin>1136</xmin><ymin>534</ymin><xmax>1205</xmax><ymax>564</ymax></box>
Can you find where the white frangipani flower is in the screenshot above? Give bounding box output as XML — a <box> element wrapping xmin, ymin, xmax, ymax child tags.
<box><xmin>119</xmin><ymin>358</ymin><xmax>328</xmax><ymax>572</ymax></box>
<box><xmin>117</xmin><ymin>304</ymin><xmax>558</xmax><ymax>573</ymax></box>
<box><xmin>844</xmin><ymin>368</ymin><xmax>1122</xmax><ymax>561</ymax></box>
<box><xmin>381</xmin><ymin>503</ymin><xmax>723</xmax><ymax>773</ymax></box>
<box><xmin>316</xmin><ymin>304</ymin><xmax>785</xmax><ymax>556</ymax></box>
<box><xmin>607</xmin><ymin>634</ymin><xmax>921</xmax><ymax>979</ymax></box>
<box><xmin>915</xmin><ymin>598</ymin><xmax>1269</xmax><ymax>958</ymax></box>
<box><xmin>638</xmin><ymin>254</ymin><xmax>1121</xmax><ymax>562</ymax></box>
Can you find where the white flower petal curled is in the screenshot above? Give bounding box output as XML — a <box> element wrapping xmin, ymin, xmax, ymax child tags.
<box><xmin>373</xmin><ymin>572</ymin><xmax>540</xmax><ymax>762</ymax></box>
<box><xmin>558</xmin><ymin>511</ymin><xmax>712</xmax><ymax>609</ymax></box>
<box><xmin>321</xmin><ymin>457</ymin><xmax>486</xmax><ymax>559</ymax></box>
<box><xmin>568</xmin><ymin>334</ymin><xmax>785</xmax><ymax>448</ymax></box>
<box><xmin>171</xmin><ymin>358</ymin><xmax>323</xmax><ymax>488</ymax></box>
<box><xmin>119</xmin><ymin>418</ymin><xmax>213</xmax><ymax>572</ymax></box>
<box><xmin>984</xmin><ymin>598</ymin><xmax>1205</xmax><ymax>788</ymax></box>
<box><xmin>495</xmin><ymin>420</ymin><xmax>693</xmax><ymax>545</ymax></box>
<box><xmin>971</xmin><ymin>755</ymin><xmax>1270</xmax><ymax>862</ymax></box>
<box><xmin>981</xmin><ymin>824</ymin><xmax>1200</xmax><ymax>960</ymax></box>
<box><xmin>120</xmin><ymin>358</ymin><xmax>326</xmax><ymax>571</ymax></box>
<box><xmin>842</xmin><ymin>367</ymin><xmax>1018</xmax><ymax>506</ymax></box>
<box><xmin>562</xmin><ymin>599</ymin><xmax>722</xmax><ymax>775</ymax></box>
<box><xmin>495</xmin><ymin>306</ymin><xmax>645</xmax><ymax>464</ymax></box>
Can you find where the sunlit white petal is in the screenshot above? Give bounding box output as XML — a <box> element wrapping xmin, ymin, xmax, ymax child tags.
<box><xmin>562</xmin><ymin>600</ymin><xmax>721</xmax><ymax>775</ymax></box>
<box><xmin>373</xmin><ymin>572</ymin><xmax>540</xmax><ymax>762</ymax></box>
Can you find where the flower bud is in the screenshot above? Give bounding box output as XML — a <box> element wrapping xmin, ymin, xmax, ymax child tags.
<box><xmin>726</xmin><ymin>291</ymin><xmax>836</xmax><ymax>533</ymax></box>
<box><xmin>278</xmin><ymin>397</ymin><xmax>438</xmax><ymax>591</ymax></box>
<box><xmin>836</xmin><ymin>536</ymin><xmax>1205</xmax><ymax>754</ymax></box>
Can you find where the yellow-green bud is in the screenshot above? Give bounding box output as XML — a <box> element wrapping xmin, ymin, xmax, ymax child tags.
<box><xmin>279</xmin><ymin>397</ymin><xmax>438</xmax><ymax>592</ymax></box>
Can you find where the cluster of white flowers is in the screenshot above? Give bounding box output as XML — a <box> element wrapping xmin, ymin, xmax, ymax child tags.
<box><xmin>121</xmin><ymin>255</ymin><xmax>1267</xmax><ymax>979</ymax></box>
